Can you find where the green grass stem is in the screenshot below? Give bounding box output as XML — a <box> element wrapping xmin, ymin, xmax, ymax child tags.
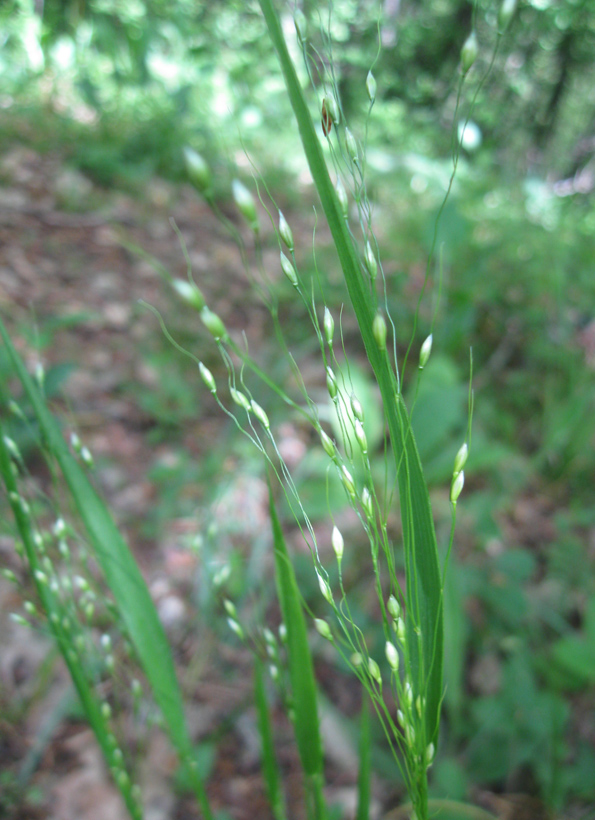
<box><xmin>254</xmin><ymin>657</ymin><xmax>287</xmax><ymax>820</ymax></box>
<box><xmin>269</xmin><ymin>477</ymin><xmax>327</xmax><ymax>820</ymax></box>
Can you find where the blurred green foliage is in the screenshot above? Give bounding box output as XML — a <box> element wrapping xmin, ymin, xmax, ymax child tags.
<box><xmin>2</xmin><ymin>0</ymin><xmax>595</xmax><ymax>816</ymax></box>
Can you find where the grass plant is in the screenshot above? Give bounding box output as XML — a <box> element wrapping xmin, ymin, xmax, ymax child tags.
<box><xmin>0</xmin><ymin>2</ymin><xmax>517</xmax><ymax>819</ymax></box>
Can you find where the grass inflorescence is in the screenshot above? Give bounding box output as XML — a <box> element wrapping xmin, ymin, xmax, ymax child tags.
<box><xmin>0</xmin><ymin>2</ymin><xmax>515</xmax><ymax>819</ymax></box>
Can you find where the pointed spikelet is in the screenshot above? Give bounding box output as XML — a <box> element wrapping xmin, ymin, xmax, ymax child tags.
<box><xmin>184</xmin><ymin>147</ymin><xmax>212</xmax><ymax>197</ymax></box>
<box><xmin>232</xmin><ymin>179</ymin><xmax>259</xmax><ymax>234</ymax></box>
<box><xmin>461</xmin><ymin>31</ymin><xmax>478</xmax><ymax>74</ymax></box>
<box><xmin>366</xmin><ymin>71</ymin><xmax>377</xmax><ymax>102</ymax></box>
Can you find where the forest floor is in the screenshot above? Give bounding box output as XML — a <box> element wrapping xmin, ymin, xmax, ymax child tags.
<box><xmin>0</xmin><ymin>146</ymin><xmax>579</xmax><ymax>820</ymax></box>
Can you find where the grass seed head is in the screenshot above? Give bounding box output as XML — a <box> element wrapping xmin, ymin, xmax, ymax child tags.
<box><xmin>183</xmin><ymin>147</ymin><xmax>212</xmax><ymax>197</ymax></box>
<box><xmin>373</xmin><ymin>312</ymin><xmax>387</xmax><ymax>351</ymax></box>
<box><xmin>278</xmin><ymin>210</ymin><xmax>294</xmax><ymax>252</ymax></box>
<box><xmin>227</xmin><ymin>618</ymin><xmax>244</xmax><ymax>639</ymax></box>
<box><xmin>199</xmin><ymin>362</ymin><xmax>217</xmax><ymax>394</ymax></box>
<box><xmin>461</xmin><ymin>31</ymin><xmax>478</xmax><ymax>73</ymax></box>
<box><xmin>317</xmin><ymin>572</ymin><xmax>333</xmax><ymax>604</ymax></box>
<box><xmin>3</xmin><ymin>435</ymin><xmax>20</xmax><ymax>460</ymax></box>
<box><xmin>345</xmin><ymin>127</ymin><xmax>358</xmax><ymax>164</ymax></box>
<box><xmin>201</xmin><ymin>306</ymin><xmax>227</xmax><ymax>341</ymax></box>
<box><xmin>213</xmin><ymin>564</ymin><xmax>231</xmax><ymax>587</ymax></box>
<box><xmin>172</xmin><ymin>279</ymin><xmax>206</xmax><ymax>311</ymax></box>
<box><xmin>323</xmin><ymin>307</ymin><xmax>335</xmax><ymax>347</ymax></box>
<box><xmin>232</xmin><ymin>179</ymin><xmax>259</xmax><ymax>234</ymax></box>
<box><xmin>53</xmin><ymin>518</ymin><xmax>67</xmax><ymax>538</ymax></box>
<box><xmin>230</xmin><ymin>388</ymin><xmax>251</xmax><ymax>412</ymax></box>
<box><xmin>364</xmin><ymin>241</ymin><xmax>378</xmax><ymax>280</ymax></box>
<box><xmin>498</xmin><ymin>0</ymin><xmax>517</xmax><ymax>32</ymax></box>
<box><xmin>9</xmin><ymin>400</ymin><xmax>26</xmax><ymax>420</ymax></box>
<box><xmin>250</xmin><ymin>400</ymin><xmax>270</xmax><ymax>429</ymax></box>
<box><xmin>361</xmin><ymin>487</ymin><xmax>373</xmax><ymax>517</ymax></box>
<box><xmin>366</xmin><ymin>70</ymin><xmax>377</xmax><ymax>102</ymax></box>
<box><xmin>340</xmin><ymin>465</ymin><xmax>356</xmax><ymax>498</ymax></box>
<box><xmin>323</xmin><ymin>94</ymin><xmax>340</xmax><ymax>126</ymax></box>
<box><xmin>350</xmin><ymin>394</ymin><xmax>364</xmax><ymax>422</ymax></box>
<box><xmin>368</xmin><ymin>658</ymin><xmax>382</xmax><ymax>685</ymax></box>
<box><xmin>315</xmin><ymin>618</ymin><xmax>333</xmax><ymax>640</ymax></box>
<box><xmin>15</xmin><ymin>494</ymin><xmax>30</xmax><ymax>516</ymax></box>
<box><xmin>354</xmin><ymin>419</ymin><xmax>368</xmax><ymax>454</ymax></box>
<box><xmin>453</xmin><ymin>442</ymin><xmax>468</xmax><ymax>474</ymax></box>
<box><xmin>280</xmin><ymin>252</ymin><xmax>298</xmax><ymax>287</ymax></box>
<box><xmin>385</xmin><ymin>640</ymin><xmax>399</xmax><ymax>671</ymax></box>
<box><xmin>387</xmin><ymin>594</ymin><xmax>401</xmax><ymax>620</ymax></box>
<box><xmin>80</xmin><ymin>446</ymin><xmax>94</xmax><ymax>468</ymax></box>
<box><xmin>223</xmin><ymin>599</ymin><xmax>237</xmax><ymax>618</ymax></box>
<box><xmin>35</xmin><ymin>361</ymin><xmax>45</xmax><ymax>388</ymax></box>
<box><xmin>326</xmin><ymin>367</ymin><xmax>338</xmax><ymax>400</ymax></box>
<box><xmin>331</xmin><ymin>525</ymin><xmax>344</xmax><ymax>561</ymax></box>
<box><xmin>24</xmin><ymin>601</ymin><xmax>37</xmax><ymax>616</ymax></box>
<box><xmin>419</xmin><ymin>333</ymin><xmax>433</xmax><ymax>369</ymax></box>
<box><xmin>335</xmin><ymin>177</ymin><xmax>348</xmax><ymax>218</ymax></box>
<box><xmin>116</xmin><ymin>770</ymin><xmax>129</xmax><ymax>790</ymax></box>
<box><xmin>450</xmin><ymin>470</ymin><xmax>465</xmax><ymax>503</ymax></box>
<box><xmin>320</xmin><ymin>428</ymin><xmax>336</xmax><ymax>459</ymax></box>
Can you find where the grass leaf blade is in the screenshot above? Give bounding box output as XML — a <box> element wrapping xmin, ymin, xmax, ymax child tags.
<box><xmin>356</xmin><ymin>696</ymin><xmax>371</xmax><ymax>820</ymax></box>
<box><xmin>254</xmin><ymin>657</ymin><xmax>287</xmax><ymax>820</ymax></box>
<box><xmin>268</xmin><ymin>478</ymin><xmax>326</xmax><ymax>820</ymax></box>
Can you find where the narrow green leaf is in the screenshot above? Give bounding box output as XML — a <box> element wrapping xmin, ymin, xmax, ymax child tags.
<box><xmin>268</xmin><ymin>478</ymin><xmax>326</xmax><ymax>819</ymax></box>
<box><xmin>0</xmin><ymin>317</ymin><xmax>212</xmax><ymax>819</ymax></box>
<box><xmin>254</xmin><ymin>657</ymin><xmax>287</xmax><ymax>820</ymax></box>
<box><xmin>258</xmin><ymin>0</ymin><xmax>443</xmax><ymax>743</ymax></box>
<box><xmin>356</xmin><ymin>696</ymin><xmax>371</xmax><ymax>820</ymax></box>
